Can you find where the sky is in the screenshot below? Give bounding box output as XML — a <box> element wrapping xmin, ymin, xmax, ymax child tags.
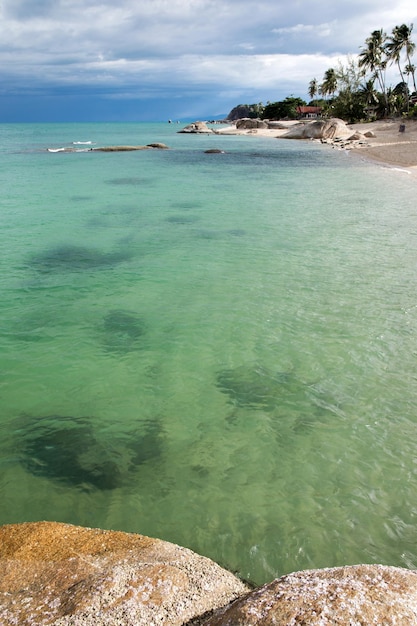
<box><xmin>0</xmin><ymin>0</ymin><xmax>416</xmax><ymax>122</ymax></box>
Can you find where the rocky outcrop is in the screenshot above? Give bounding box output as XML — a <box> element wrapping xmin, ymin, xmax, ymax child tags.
<box><xmin>282</xmin><ymin>118</ymin><xmax>353</xmax><ymax>140</ymax></box>
<box><xmin>227</xmin><ymin>105</ymin><xmax>259</xmax><ymax>121</ymax></box>
<box><xmin>266</xmin><ymin>121</ymin><xmax>297</xmax><ymax>129</ymax></box>
<box><xmin>196</xmin><ymin>565</ymin><xmax>417</xmax><ymax>625</ymax></box>
<box><xmin>0</xmin><ymin>521</ymin><xmax>247</xmax><ymax>626</ymax></box>
<box><xmin>178</xmin><ymin>122</ymin><xmax>213</xmax><ymax>134</ymax></box>
<box><xmin>235</xmin><ymin>118</ymin><xmax>268</xmax><ymax>129</ymax></box>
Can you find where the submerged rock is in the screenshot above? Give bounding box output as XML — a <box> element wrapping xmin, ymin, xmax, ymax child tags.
<box><xmin>101</xmin><ymin>309</ymin><xmax>146</xmax><ymax>353</ymax></box>
<box><xmin>15</xmin><ymin>414</ymin><xmax>163</xmax><ymax>490</ymax></box>
<box><xmin>0</xmin><ymin>521</ymin><xmax>248</xmax><ymax>626</ymax></box>
<box><xmin>29</xmin><ymin>244</ymin><xmax>131</xmax><ymax>273</ymax></box>
<box><xmin>216</xmin><ymin>365</ymin><xmax>298</xmax><ymax>411</ymax></box>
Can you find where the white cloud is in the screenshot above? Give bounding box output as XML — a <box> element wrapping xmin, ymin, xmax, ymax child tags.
<box><xmin>1</xmin><ymin>0</ymin><xmax>417</xmax><ymax>118</ymax></box>
<box><xmin>272</xmin><ymin>23</ymin><xmax>333</xmax><ymax>37</ymax></box>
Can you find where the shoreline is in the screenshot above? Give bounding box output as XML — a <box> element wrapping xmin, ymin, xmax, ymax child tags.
<box><xmin>215</xmin><ymin>119</ymin><xmax>417</xmax><ymax>177</ymax></box>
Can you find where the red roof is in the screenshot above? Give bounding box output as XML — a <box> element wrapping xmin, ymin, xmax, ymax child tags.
<box><xmin>296</xmin><ymin>106</ymin><xmax>322</xmax><ymax>114</ymax></box>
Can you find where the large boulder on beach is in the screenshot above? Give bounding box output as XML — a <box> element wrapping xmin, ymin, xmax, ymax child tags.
<box><xmin>235</xmin><ymin>118</ymin><xmax>268</xmax><ymax>129</ymax></box>
<box><xmin>0</xmin><ymin>521</ymin><xmax>248</xmax><ymax>626</ymax></box>
<box><xmin>178</xmin><ymin>121</ymin><xmax>213</xmax><ymax>133</ymax></box>
<box><xmin>198</xmin><ymin>564</ymin><xmax>417</xmax><ymax>625</ymax></box>
<box><xmin>282</xmin><ymin>118</ymin><xmax>352</xmax><ymax>140</ymax></box>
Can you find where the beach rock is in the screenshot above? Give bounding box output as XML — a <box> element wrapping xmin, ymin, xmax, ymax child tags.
<box><xmin>282</xmin><ymin>118</ymin><xmax>352</xmax><ymax>140</ymax></box>
<box><xmin>204</xmin><ymin>148</ymin><xmax>225</xmax><ymax>153</ymax></box>
<box><xmin>266</xmin><ymin>121</ymin><xmax>295</xmax><ymax>129</ymax></box>
<box><xmin>196</xmin><ymin>564</ymin><xmax>417</xmax><ymax>625</ymax></box>
<box><xmin>178</xmin><ymin>121</ymin><xmax>213</xmax><ymax>134</ymax></box>
<box><xmin>364</xmin><ymin>130</ymin><xmax>376</xmax><ymax>138</ymax></box>
<box><xmin>235</xmin><ymin>118</ymin><xmax>268</xmax><ymax>129</ymax></box>
<box><xmin>0</xmin><ymin>521</ymin><xmax>248</xmax><ymax>626</ymax></box>
<box><xmin>347</xmin><ymin>131</ymin><xmax>365</xmax><ymax>141</ymax></box>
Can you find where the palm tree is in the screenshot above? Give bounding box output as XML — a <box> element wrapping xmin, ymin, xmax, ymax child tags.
<box><xmin>359</xmin><ymin>79</ymin><xmax>379</xmax><ymax>108</ymax></box>
<box><xmin>320</xmin><ymin>68</ymin><xmax>338</xmax><ymax>100</ymax></box>
<box><xmin>385</xmin><ymin>24</ymin><xmax>416</xmax><ymax>108</ymax></box>
<box><xmin>308</xmin><ymin>78</ymin><xmax>318</xmax><ymax>104</ymax></box>
<box><xmin>405</xmin><ymin>63</ymin><xmax>417</xmax><ymax>93</ymax></box>
<box><xmin>358</xmin><ymin>29</ymin><xmax>388</xmax><ymax>113</ymax></box>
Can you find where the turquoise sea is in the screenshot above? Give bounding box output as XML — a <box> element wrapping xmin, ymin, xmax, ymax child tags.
<box><xmin>1</xmin><ymin>122</ymin><xmax>417</xmax><ymax>584</ymax></box>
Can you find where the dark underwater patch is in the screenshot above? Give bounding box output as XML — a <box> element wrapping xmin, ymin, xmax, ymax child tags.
<box><xmin>216</xmin><ymin>365</ymin><xmax>299</xmax><ymax>411</ymax></box>
<box><xmin>129</xmin><ymin>418</ymin><xmax>164</xmax><ymax>466</ymax></box>
<box><xmin>195</xmin><ymin>229</ymin><xmax>221</xmax><ymax>240</ymax></box>
<box><xmin>106</xmin><ymin>177</ymin><xmax>153</xmax><ymax>186</ymax></box>
<box><xmin>17</xmin><ymin>414</ymin><xmax>164</xmax><ymax>490</ymax></box>
<box><xmin>218</xmin><ymin>365</ymin><xmax>340</xmax><ymax>440</ymax></box>
<box><xmin>101</xmin><ymin>309</ymin><xmax>146</xmax><ymax>353</ymax></box>
<box><xmin>30</xmin><ymin>245</ymin><xmax>132</xmax><ymax>273</ymax></box>
<box><xmin>170</xmin><ymin>201</ymin><xmax>202</xmax><ymax>210</ymax></box>
<box><xmin>226</xmin><ymin>229</ymin><xmax>247</xmax><ymax>237</ymax></box>
<box><xmin>165</xmin><ymin>215</ymin><xmax>200</xmax><ymax>224</ymax></box>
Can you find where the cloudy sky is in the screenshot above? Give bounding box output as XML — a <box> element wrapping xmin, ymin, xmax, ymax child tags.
<box><xmin>0</xmin><ymin>0</ymin><xmax>416</xmax><ymax>122</ymax></box>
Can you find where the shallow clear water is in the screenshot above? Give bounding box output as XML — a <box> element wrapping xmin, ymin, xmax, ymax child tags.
<box><xmin>1</xmin><ymin>122</ymin><xmax>417</xmax><ymax>583</ymax></box>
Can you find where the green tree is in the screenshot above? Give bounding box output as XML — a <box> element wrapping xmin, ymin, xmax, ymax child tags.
<box><xmin>331</xmin><ymin>58</ymin><xmax>366</xmax><ymax>122</ymax></box>
<box><xmin>385</xmin><ymin>24</ymin><xmax>416</xmax><ymax>109</ymax></box>
<box><xmin>359</xmin><ymin>79</ymin><xmax>379</xmax><ymax>109</ymax></box>
<box><xmin>262</xmin><ymin>97</ymin><xmax>306</xmax><ymax>120</ymax></box>
<box><xmin>405</xmin><ymin>63</ymin><xmax>417</xmax><ymax>93</ymax></box>
<box><xmin>308</xmin><ymin>78</ymin><xmax>318</xmax><ymax>104</ymax></box>
<box><xmin>320</xmin><ymin>68</ymin><xmax>338</xmax><ymax>100</ymax></box>
<box><xmin>358</xmin><ymin>29</ymin><xmax>388</xmax><ymax>114</ymax></box>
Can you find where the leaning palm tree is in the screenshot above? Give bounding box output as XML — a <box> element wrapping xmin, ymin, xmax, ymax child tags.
<box><xmin>358</xmin><ymin>29</ymin><xmax>388</xmax><ymax>114</ymax></box>
<box><xmin>385</xmin><ymin>24</ymin><xmax>416</xmax><ymax>108</ymax></box>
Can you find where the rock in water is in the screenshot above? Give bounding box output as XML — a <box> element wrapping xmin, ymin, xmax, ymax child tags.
<box><xmin>0</xmin><ymin>521</ymin><xmax>248</xmax><ymax>626</ymax></box>
<box><xmin>178</xmin><ymin>121</ymin><xmax>213</xmax><ymax>133</ymax></box>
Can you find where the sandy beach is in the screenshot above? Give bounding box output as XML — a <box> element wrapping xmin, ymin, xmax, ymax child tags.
<box><xmin>216</xmin><ymin>119</ymin><xmax>417</xmax><ymax>175</ymax></box>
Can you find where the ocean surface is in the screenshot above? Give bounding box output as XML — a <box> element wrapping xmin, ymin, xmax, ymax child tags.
<box><xmin>1</xmin><ymin>122</ymin><xmax>417</xmax><ymax>584</ymax></box>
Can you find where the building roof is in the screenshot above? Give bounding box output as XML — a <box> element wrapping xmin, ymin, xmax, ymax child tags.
<box><xmin>296</xmin><ymin>106</ymin><xmax>323</xmax><ymax>114</ymax></box>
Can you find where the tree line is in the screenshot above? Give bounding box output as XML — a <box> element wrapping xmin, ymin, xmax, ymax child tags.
<box><xmin>233</xmin><ymin>23</ymin><xmax>416</xmax><ymax>123</ymax></box>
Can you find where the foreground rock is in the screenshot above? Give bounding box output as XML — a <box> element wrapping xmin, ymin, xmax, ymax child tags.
<box><xmin>196</xmin><ymin>564</ymin><xmax>417</xmax><ymax>625</ymax></box>
<box><xmin>0</xmin><ymin>521</ymin><xmax>247</xmax><ymax>626</ymax></box>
